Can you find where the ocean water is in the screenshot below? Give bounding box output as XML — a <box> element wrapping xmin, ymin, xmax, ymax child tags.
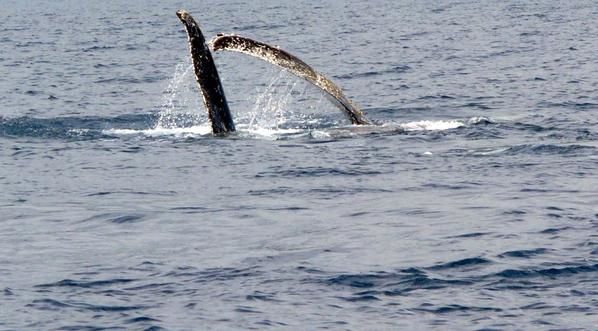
<box><xmin>1</xmin><ymin>0</ymin><xmax>597</xmax><ymax>329</ymax></box>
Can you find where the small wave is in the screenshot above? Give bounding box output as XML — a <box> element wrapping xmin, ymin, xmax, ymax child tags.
<box><xmin>339</xmin><ymin>294</ymin><xmax>382</xmax><ymax>302</ymax></box>
<box><xmin>504</xmin><ymin>144</ymin><xmax>596</xmax><ymax>156</ymax></box>
<box><xmin>463</xmin><ymin>143</ymin><xmax>597</xmax><ymax>157</ymax></box>
<box><xmin>326</xmin><ymin>268</ymin><xmax>472</xmax><ymax>295</ymax></box>
<box><xmin>413</xmin><ymin>304</ymin><xmax>502</xmax><ymax>314</ymax></box>
<box><xmin>328</xmin><ymin>273</ymin><xmax>385</xmax><ymax>288</ymax></box>
<box><xmin>125</xmin><ymin>316</ymin><xmax>161</xmax><ymax>324</ymax></box>
<box><xmin>109</xmin><ymin>214</ymin><xmax>145</xmax><ymax>224</ymax></box>
<box><xmin>246</xmin><ymin>291</ymin><xmax>279</xmax><ymax>302</ymax></box>
<box><xmin>77</xmin><ymin>213</ymin><xmax>148</xmax><ymax>225</ymax></box>
<box><xmin>256</xmin><ymin>166</ymin><xmax>383</xmax><ymax>178</ymax></box>
<box><xmin>28</xmin><ymin>298</ymin><xmax>146</xmax><ymax>312</ymax></box>
<box><xmin>446</xmin><ymin>232</ymin><xmax>492</xmax><ymax>238</ymax></box>
<box><xmin>538</xmin><ymin>101</ymin><xmax>598</xmax><ymax>110</ymax></box>
<box><xmin>164</xmin><ymin>266</ymin><xmax>262</xmax><ymax>281</ymax></box>
<box><xmin>27</xmin><ymin>298</ymin><xmax>70</xmax><ymax>310</ymax></box>
<box><xmin>490</xmin><ymin>263</ymin><xmax>598</xmax><ymax>280</ymax></box>
<box><xmin>417</xmin><ymin>95</ymin><xmax>456</xmax><ymax>101</ymax></box>
<box><xmin>255</xmin><ymin>320</ymin><xmax>289</xmax><ymax>327</ymax></box>
<box><xmin>428</xmin><ymin>257</ymin><xmax>492</xmax><ymax>270</ymax></box>
<box><xmin>334</xmin><ymin>65</ymin><xmax>411</xmax><ymax>79</ymax></box>
<box><xmin>35</xmin><ymin>278</ymin><xmax>136</xmax><ymax>289</ymax></box>
<box><xmin>123</xmin><ymin>282</ymin><xmax>178</xmax><ymax>292</ymax></box>
<box><xmin>318</xmin><ymin>261</ymin><xmax>597</xmax><ymax>300</ymax></box>
<box><xmin>498</xmin><ymin>248</ymin><xmax>550</xmax><ymax>259</ymax></box>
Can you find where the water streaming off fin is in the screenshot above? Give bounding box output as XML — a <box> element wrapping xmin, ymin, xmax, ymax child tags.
<box><xmin>155</xmin><ymin>61</ymin><xmax>206</xmax><ymax>129</ymax></box>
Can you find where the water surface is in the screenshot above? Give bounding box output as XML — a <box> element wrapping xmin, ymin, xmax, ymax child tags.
<box><xmin>1</xmin><ymin>0</ymin><xmax>597</xmax><ymax>329</ymax></box>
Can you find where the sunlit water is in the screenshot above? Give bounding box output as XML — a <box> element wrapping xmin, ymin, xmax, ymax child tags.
<box><xmin>1</xmin><ymin>1</ymin><xmax>597</xmax><ymax>330</ymax></box>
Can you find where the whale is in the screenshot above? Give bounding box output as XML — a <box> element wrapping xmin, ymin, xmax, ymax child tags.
<box><xmin>210</xmin><ymin>34</ymin><xmax>370</xmax><ymax>125</ymax></box>
<box><xmin>176</xmin><ymin>10</ymin><xmax>369</xmax><ymax>134</ymax></box>
<box><xmin>176</xmin><ymin>10</ymin><xmax>235</xmax><ymax>134</ymax></box>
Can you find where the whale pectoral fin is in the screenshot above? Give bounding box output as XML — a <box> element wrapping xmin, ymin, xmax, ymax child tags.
<box><xmin>176</xmin><ymin>10</ymin><xmax>235</xmax><ymax>134</ymax></box>
<box><xmin>210</xmin><ymin>34</ymin><xmax>370</xmax><ymax>125</ymax></box>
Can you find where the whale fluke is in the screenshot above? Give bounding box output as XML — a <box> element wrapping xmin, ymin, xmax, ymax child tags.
<box><xmin>176</xmin><ymin>10</ymin><xmax>235</xmax><ymax>134</ymax></box>
<box><xmin>210</xmin><ymin>34</ymin><xmax>370</xmax><ymax>125</ymax></box>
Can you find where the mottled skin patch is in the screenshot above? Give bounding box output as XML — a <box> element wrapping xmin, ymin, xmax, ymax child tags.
<box><xmin>210</xmin><ymin>34</ymin><xmax>370</xmax><ymax>125</ymax></box>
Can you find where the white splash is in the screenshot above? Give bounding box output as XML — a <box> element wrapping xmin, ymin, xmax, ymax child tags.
<box><xmin>103</xmin><ymin>59</ymin><xmax>485</xmax><ymax>140</ymax></box>
<box><xmin>236</xmin><ymin>125</ymin><xmax>305</xmax><ymax>140</ymax></box>
<box><xmin>103</xmin><ymin>125</ymin><xmax>212</xmax><ymax>138</ymax></box>
<box><xmin>399</xmin><ymin>120</ymin><xmax>465</xmax><ymax>131</ymax></box>
<box><xmin>467</xmin><ymin>116</ymin><xmax>492</xmax><ymax>125</ymax></box>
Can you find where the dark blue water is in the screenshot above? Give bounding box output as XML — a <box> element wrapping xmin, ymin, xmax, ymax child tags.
<box><xmin>1</xmin><ymin>1</ymin><xmax>597</xmax><ymax>329</ymax></box>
